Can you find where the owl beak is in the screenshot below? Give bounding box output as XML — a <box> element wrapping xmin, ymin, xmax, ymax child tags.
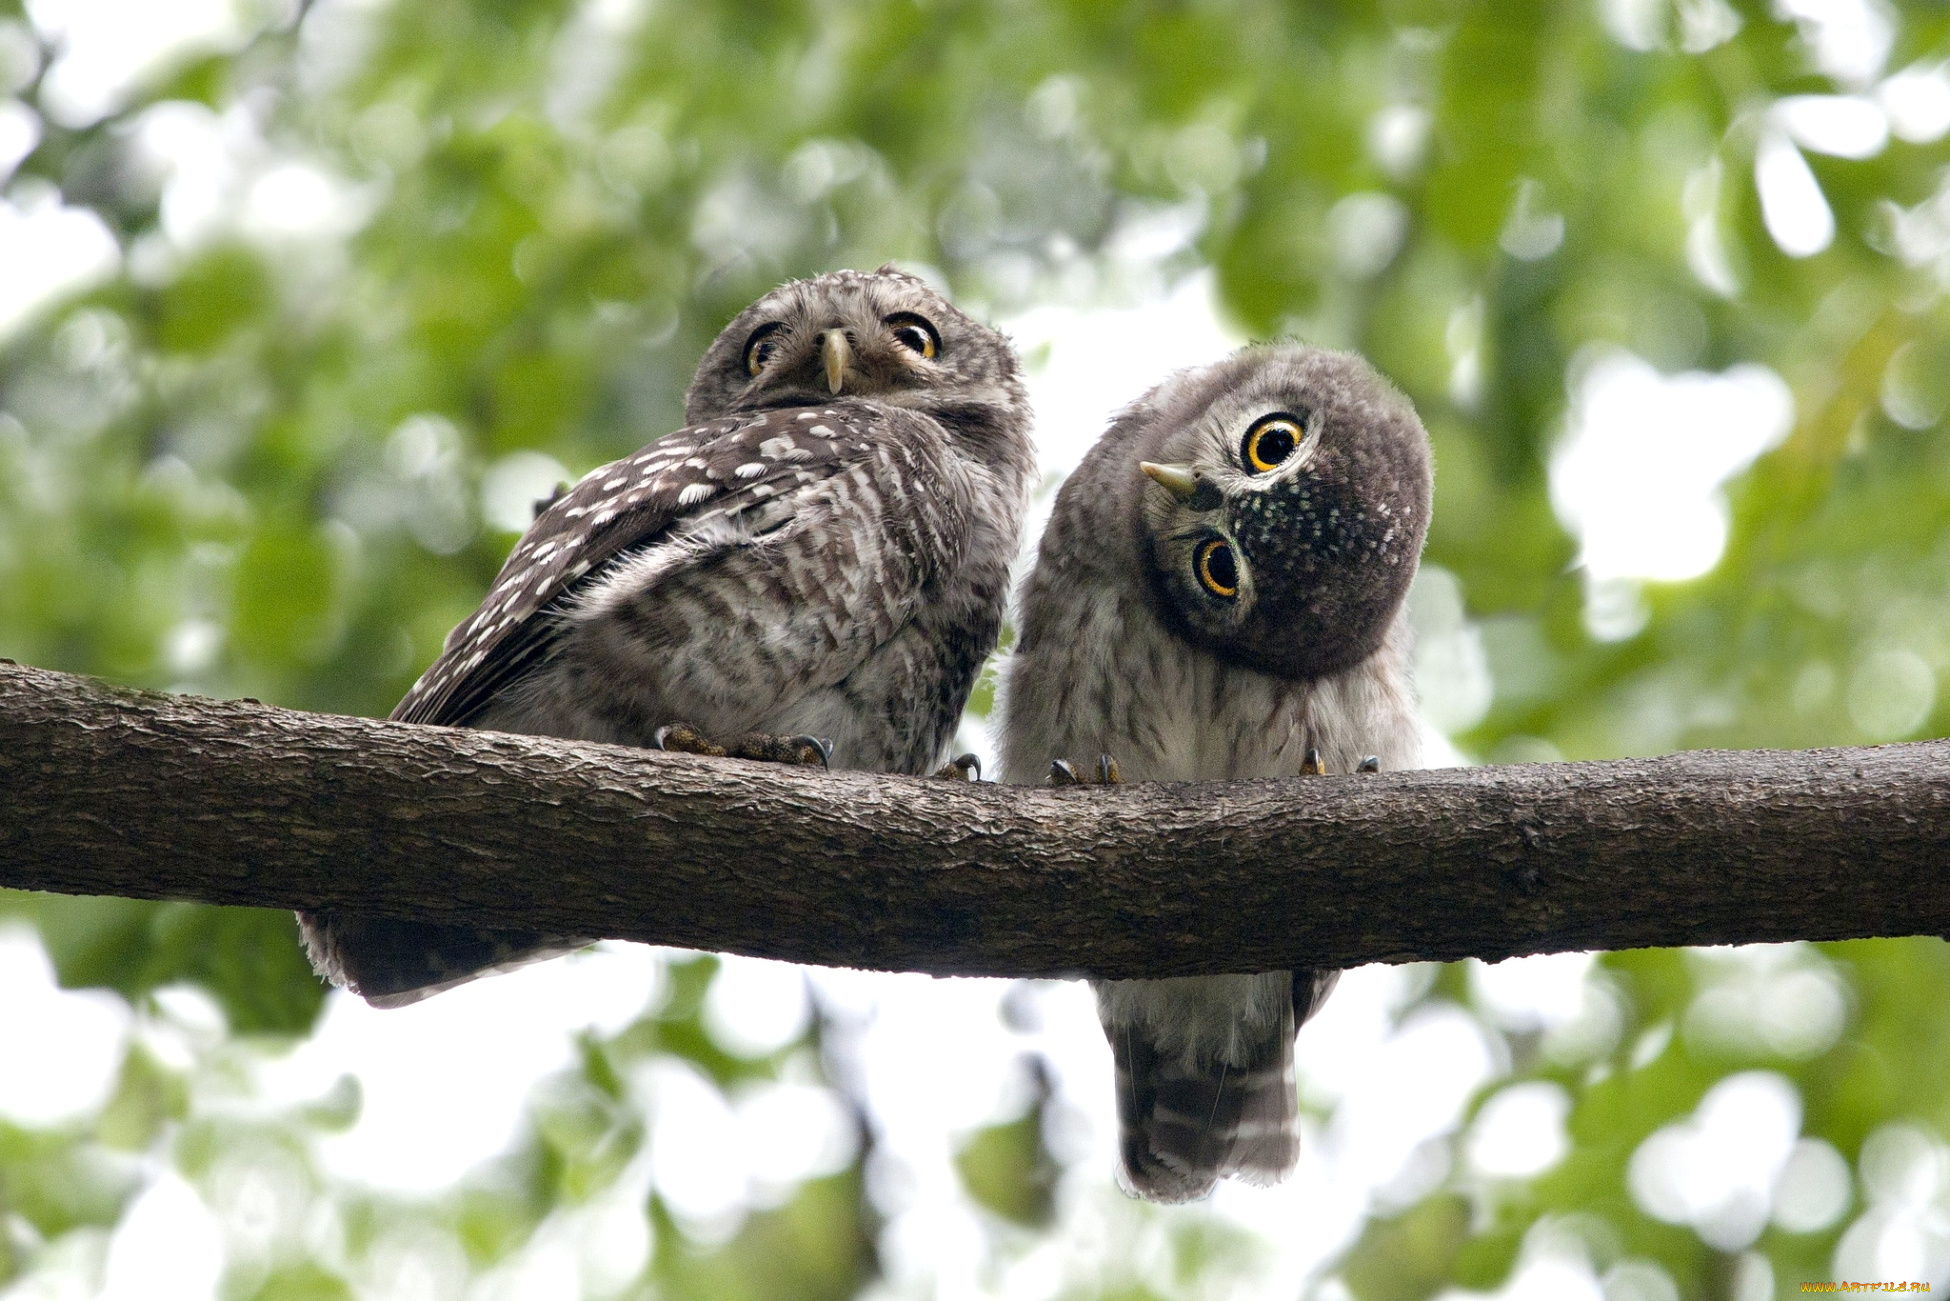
<box><xmin>822</xmin><ymin>330</ymin><xmax>851</xmax><ymax>395</ymax></box>
<box><xmin>1140</xmin><ymin>462</ymin><xmax>1200</xmax><ymax>500</ymax></box>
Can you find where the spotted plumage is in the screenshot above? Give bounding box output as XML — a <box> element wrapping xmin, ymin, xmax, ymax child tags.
<box><xmin>303</xmin><ymin>267</ymin><xmax>1034</xmax><ymax>1008</ymax></box>
<box><xmin>996</xmin><ymin>343</ymin><xmax>1431</xmax><ymax>1202</ymax></box>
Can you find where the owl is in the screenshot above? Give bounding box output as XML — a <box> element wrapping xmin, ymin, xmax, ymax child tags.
<box><xmin>302</xmin><ymin>267</ymin><xmax>1035</xmax><ymax>1008</ymax></box>
<box><xmin>995</xmin><ymin>344</ymin><xmax>1431</xmax><ymax>1202</ymax></box>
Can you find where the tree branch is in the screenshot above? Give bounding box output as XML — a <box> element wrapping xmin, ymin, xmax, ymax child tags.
<box><xmin>1</xmin><ymin>661</ymin><xmax>1945</xmax><ymax>979</ymax></box>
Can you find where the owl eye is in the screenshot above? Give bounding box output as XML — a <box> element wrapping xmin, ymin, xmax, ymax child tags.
<box><xmin>1195</xmin><ymin>537</ymin><xmax>1238</xmax><ymax>600</ymax></box>
<box><xmin>743</xmin><ymin>323</ymin><xmax>785</xmax><ymax>377</ymax></box>
<box><xmin>885</xmin><ymin>312</ymin><xmax>940</xmax><ymax>360</ymax></box>
<box><xmin>1241</xmin><ymin>413</ymin><xmax>1306</xmax><ymax>474</ymax></box>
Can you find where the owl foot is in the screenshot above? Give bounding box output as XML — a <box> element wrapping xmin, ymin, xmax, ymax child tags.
<box><xmin>655</xmin><ymin>722</ymin><xmax>832</xmax><ymax>768</ymax></box>
<box><xmin>934</xmin><ymin>753</ymin><xmax>982</xmax><ymax>781</ymax></box>
<box><xmin>1299</xmin><ymin>750</ymin><xmax>1380</xmax><ymax>775</ymax></box>
<box><xmin>1049</xmin><ymin>754</ymin><xmax>1122</xmax><ymax>786</ymax></box>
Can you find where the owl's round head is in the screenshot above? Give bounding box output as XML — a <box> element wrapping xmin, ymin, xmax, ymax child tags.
<box><xmin>685</xmin><ymin>267</ymin><xmax>1027</xmax><ymax>433</ymax></box>
<box><xmin>1127</xmin><ymin>344</ymin><xmax>1431</xmax><ymax>681</ymax></box>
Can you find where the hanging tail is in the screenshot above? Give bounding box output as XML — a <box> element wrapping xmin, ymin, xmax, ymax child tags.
<box><xmin>298</xmin><ymin>911</ymin><xmax>592</xmax><ymax>1009</ymax></box>
<box><xmin>1102</xmin><ymin>967</ymin><xmax>1339</xmax><ymax>1202</ymax></box>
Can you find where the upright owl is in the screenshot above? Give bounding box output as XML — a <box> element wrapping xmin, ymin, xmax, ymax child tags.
<box><xmin>303</xmin><ymin>267</ymin><xmax>1035</xmax><ymax>1007</ymax></box>
<box><xmin>996</xmin><ymin>344</ymin><xmax>1431</xmax><ymax>1202</ymax></box>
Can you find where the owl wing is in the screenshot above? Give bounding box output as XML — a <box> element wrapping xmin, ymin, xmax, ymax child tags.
<box><xmin>316</xmin><ymin>403</ymin><xmax>967</xmax><ymax>1009</ymax></box>
<box><xmin>393</xmin><ymin>403</ymin><xmax>963</xmax><ymax>728</ymax></box>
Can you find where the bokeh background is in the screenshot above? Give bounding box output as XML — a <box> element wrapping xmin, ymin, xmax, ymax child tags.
<box><xmin>3</xmin><ymin>0</ymin><xmax>1950</xmax><ymax>1297</ymax></box>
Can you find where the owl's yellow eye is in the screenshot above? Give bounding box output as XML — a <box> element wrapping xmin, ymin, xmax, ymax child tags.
<box><xmin>1195</xmin><ymin>538</ymin><xmax>1238</xmax><ymax>599</ymax></box>
<box><xmin>743</xmin><ymin>323</ymin><xmax>784</xmax><ymax>376</ymax></box>
<box><xmin>1242</xmin><ymin>413</ymin><xmax>1306</xmax><ymax>474</ymax></box>
<box><xmin>885</xmin><ymin>312</ymin><xmax>940</xmax><ymax>359</ymax></box>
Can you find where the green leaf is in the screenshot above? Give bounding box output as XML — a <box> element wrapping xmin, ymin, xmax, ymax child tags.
<box><xmin>3</xmin><ymin>891</ymin><xmax>325</xmax><ymax>1035</ymax></box>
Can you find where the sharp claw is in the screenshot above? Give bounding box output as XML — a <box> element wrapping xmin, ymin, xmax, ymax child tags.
<box><xmin>1357</xmin><ymin>755</ymin><xmax>1381</xmax><ymax>774</ymax></box>
<box><xmin>1050</xmin><ymin>759</ymin><xmax>1081</xmax><ymax>787</ymax></box>
<box><xmin>790</xmin><ymin>735</ymin><xmax>834</xmax><ymax>768</ymax></box>
<box><xmin>1300</xmin><ymin>748</ymin><xmax>1326</xmax><ymax>776</ymax></box>
<box><xmin>654</xmin><ymin>725</ymin><xmax>675</xmax><ymax>751</ymax></box>
<box><xmin>1097</xmin><ymin>754</ymin><xmax>1122</xmax><ymax>785</ymax></box>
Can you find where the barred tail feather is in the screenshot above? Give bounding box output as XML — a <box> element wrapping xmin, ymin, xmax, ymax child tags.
<box><xmin>1108</xmin><ymin>980</ymin><xmax>1302</xmax><ymax>1202</ymax></box>
<box><xmin>298</xmin><ymin>911</ymin><xmax>592</xmax><ymax>1009</ymax></box>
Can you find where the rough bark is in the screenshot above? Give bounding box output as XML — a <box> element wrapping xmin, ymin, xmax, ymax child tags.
<box><xmin>0</xmin><ymin>660</ymin><xmax>1946</xmax><ymax>979</ymax></box>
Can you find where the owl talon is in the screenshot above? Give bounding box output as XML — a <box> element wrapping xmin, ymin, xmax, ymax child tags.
<box><xmin>1049</xmin><ymin>755</ymin><xmax>1122</xmax><ymax>786</ymax></box>
<box><xmin>786</xmin><ymin>735</ymin><xmax>834</xmax><ymax>768</ymax></box>
<box><xmin>1357</xmin><ymin>755</ymin><xmax>1380</xmax><ymax>774</ymax></box>
<box><xmin>935</xmin><ymin>753</ymin><xmax>982</xmax><ymax>781</ymax></box>
<box><xmin>654</xmin><ymin>722</ymin><xmax>728</xmax><ymax>758</ymax></box>
<box><xmin>657</xmin><ymin>723</ymin><xmax>828</xmax><ymax>767</ymax></box>
<box><xmin>1300</xmin><ymin>747</ymin><xmax>1326</xmax><ymax>775</ymax></box>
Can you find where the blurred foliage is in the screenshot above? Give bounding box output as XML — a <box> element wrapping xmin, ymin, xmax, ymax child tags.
<box><xmin>0</xmin><ymin>894</ymin><xmax>324</xmax><ymax>1034</ymax></box>
<box><xmin>3</xmin><ymin>0</ymin><xmax>1950</xmax><ymax>1296</ymax></box>
<box><xmin>955</xmin><ymin>1057</ymin><xmax>1061</xmax><ymax>1228</ymax></box>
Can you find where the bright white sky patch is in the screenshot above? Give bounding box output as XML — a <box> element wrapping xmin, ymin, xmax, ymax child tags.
<box><xmin>0</xmin><ymin>925</ymin><xmax>131</xmax><ymax>1127</ymax></box>
<box><xmin>1470</xmin><ymin>952</ymin><xmax>1594</xmax><ymax>1030</ymax></box>
<box><xmin>25</xmin><ymin>0</ymin><xmax>242</xmax><ymax>126</ymax></box>
<box><xmin>1755</xmin><ymin>130</ymin><xmax>1835</xmax><ymax>257</ymax></box>
<box><xmin>1320</xmin><ymin>1000</ymin><xmax>1499</xmax><ymax>1200</ymax></box>
<box><xmin>638</xmin><ymin>1054</ymin><xmax>857</xmax><ymax>1244</ymax></box>
<box><xmin>98</xmin><ymin>1172</ymin><xmax>224</xmax><ymax>1301</ymax></box>
<box><xmin>1550</xmin><ymin>348</ymin><xmax>1794</xmax><ymax>583</ymax></box>
<box><xmin>808</xmin><ymin>961</ymin><xmax>1506</xmax><ymax>1300</ymax></box>
<box><xmin>1468</xmin><ymin>1081</ymin><xmax>1572</xmax><ymax>1179</ymax></box>
<box><xmin>0</xmin><ymin>97</ymin><xmax>40</xmax><ymax>181</ymax></box>
<box><xmin>1687</xmin><ymin>943</ymin><xmax>1849</xmax><ymax>1059</ymax></box>
<box><xmin>1003</xmin><ymin>270</ymin><xmax>1243</xmax><ymax>483</ymax></box>
<box><xmin>0</xmin><ymin>182</ymin><xmax>120</xmax><ymax>343</ymax></box>
<box><xmin>481</xmin><ymin>450</ymin><xmax>571</xmax><ymax>532</ymax></box>
<box><xmin>1628</xmin><ymin>1070</ymin><xmax>1803</xmax><ymax>1252</ymax></box>
<box><xmin>1774</xmin><ymin>0</ymin><xmax>1895</xmax><ymax>90</ymax></box>
<box><xmin>1834</xmin><ymin>1123</ymin><xmax>1950</xmax><ymax>1284</ymax></box>
<box><xmin>240</xmin><ymin>160</ymin><xmax>372</xmax><ymax>243</ymax></box>
<box><xmin>1879</xmin><ymin>59</ymin><xmax>1950</xmax><ymax>143</ymax></box>
<box><xmin>130</xmin><ymin>100</ymin><xmax>250</xmax><ymax>249</ymax></box>
<box><xmin>1409</xmin><ymin>566</ymin><xmax>1493</xmax><ymax>738</ymax></box>
<box><xmin>1773</xmin><ymin>94</ymin><xmax>1889</xmax><ymax>158</ymax></box>
<box><xmin>1480</xmin><ymin>1253</ymin><xmax>1607</xmax><ymax>1301</ymax></box>
<box><xmin>1771</xmin><ymin>1136</ymin><xmax>1853</xmax><ymax>1233</ymax></box>
<box><xmin>255</xmin><ymin>943</ymin><xmax>663</xmax><ymax>1194</ymax></box>
<box><xmin>700</xmin><ymin>953</ymin><xmax>810</xmax><ymax>1058</ymax></box>
<box><xmin>643</xmin><ymin>1057</ymin><xmax>751</xmax><ymax>1239</ymax></box>
<box><xmin>1329</xmin><ymin>191</ymin><xmax>1411</xmax><ymax>278</ymax></box>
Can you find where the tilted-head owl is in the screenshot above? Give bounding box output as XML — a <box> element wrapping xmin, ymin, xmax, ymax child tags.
<box><xmin>302</xmin><ymin>267</ymin><xmax>1035</xmax><ymax>1007</ymax></box>
<box><xmin>996</xmin><ymin>343</ymin><xmax>1431</xmax><ymax>1201</ymax></box>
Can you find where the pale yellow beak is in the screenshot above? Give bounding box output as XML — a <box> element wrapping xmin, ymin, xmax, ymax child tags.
<box><xmin>1140</xmin><ymin>461</ymin><xmax>1200</xmax><ymax>501</ymax></box>
<box><xmin>822</xmin><ymin>330</ymin><xmax>851</xmax><ymax>395</ymax></box>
